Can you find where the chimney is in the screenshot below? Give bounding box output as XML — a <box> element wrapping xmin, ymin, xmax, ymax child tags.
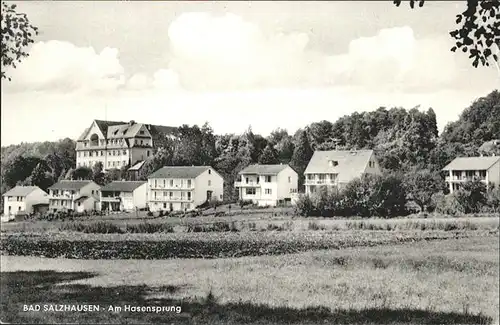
<box><xmin>129</xmin><ymin>120</ymin><xmax>135</xmax><ymax>126</ymax></box>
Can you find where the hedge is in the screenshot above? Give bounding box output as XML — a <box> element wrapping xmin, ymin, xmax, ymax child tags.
<box><xmin>0</xmin><ymin>231</ymin><xmax>475</xmax><ymax>260</ymax></box>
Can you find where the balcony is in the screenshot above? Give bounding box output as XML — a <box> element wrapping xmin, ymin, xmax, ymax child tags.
<box><xmin>49</xmin><ymin>194</ymin><xmax>75</xmax><ymax>200</ymax></box>
<box><xmin>304</xmin><ymin>179</ymin><xmax>337</xmax><ymax>186</ymax></box>
<box><xmin>150</xmin><ymin>184</ymin><xmax>195</xmax><ymax>190</ymax></box>
<box><xmin>445</xmin><ymin>176</ymin><xmax>487</xmax><ymax>182</ymax></box>
<box><xmin>101</xmin><ymin>196</ymin><xmax>121</xmax><ymax>203</ymax></box>
<box><xmin>149</xmin><ymin>196</ymin><xmax>193</xmax><ymax>202</ymax></box>
<box><xmin>234</xmin><ymin>181</ymin><xmax>261</xmax><ymax>188</ymax></box>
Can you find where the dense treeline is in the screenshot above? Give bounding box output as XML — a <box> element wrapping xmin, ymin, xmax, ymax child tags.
<box><xmin>1</xmin><ymin>90</ymin><xmax>499</xmax><ymax>215</ymax></box>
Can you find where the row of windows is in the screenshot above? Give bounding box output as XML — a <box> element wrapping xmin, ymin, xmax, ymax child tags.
<box><xmin>7</xmin><ymin>196</ymin><xmax>24</xmax><ymax>201</ymax></box>
<box><xmin>151</xmin><ymin>179</ymin><xmax>213</xmax><ymax>187</ymax></box>
<box><xmin>239</xmin><ymin>176</ymin><xmax>293</xmax><ymax>184</ymax></box>
<box><xmin>83</xmin><ymin>138</ymin><xmax>150</xmax><ymax>147</ymax></box>
<box><xmin>161</xmin><ymin>202</ymin><xmax>190</xmax><ymax>210</ymax></box>
<box><xmin>153</xmin><ymin>191</ymin><xmax>192</xmax><ymax>200</ymax></box>
<box><xmin>306</xmin><ymin>174</ymin><xmax>338</xmax><ymax>180</ymax></box>
<box><xmin>245</xmin><ymin>188</ymin><xmax>273</xmax><ymax>195</ymax></box>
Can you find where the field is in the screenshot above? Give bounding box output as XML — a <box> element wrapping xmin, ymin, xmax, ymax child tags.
<box><xmin>1</xmin><ymin>236</ymin><xmax>499</xmax><ymax>324</ymax></box>
<box><xmin>1</xmin><ymin>210</ymin><xmax>499</xmax><ymax>324</ymax></box>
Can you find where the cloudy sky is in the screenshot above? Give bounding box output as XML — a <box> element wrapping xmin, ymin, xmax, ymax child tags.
<box><xmin>1</xmin><ymin>1</ymin><xmax>498</xmax><ymax>146</ymax></box>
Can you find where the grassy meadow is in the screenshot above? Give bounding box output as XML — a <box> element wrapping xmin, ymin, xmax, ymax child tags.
<box><xmin>1</xmin><ymin>207</ymin><xmax>499</xmax><ymax>324</ymax></box>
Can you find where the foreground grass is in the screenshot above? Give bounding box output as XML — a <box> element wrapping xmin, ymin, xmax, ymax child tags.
<box><xmin>1</xmin><ymin>236</ymin><xmax>498</xmax><ymax>324</ymax></box>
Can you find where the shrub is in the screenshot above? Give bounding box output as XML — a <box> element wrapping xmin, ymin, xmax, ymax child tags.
<box><xmin>294</xmin><ymin>194</ymin><xmax>315</xmax><ymax>216</ymax></box>
<box><xmin>125</xmin><ymin>223</ymin><xmax>174</xmax><ymax>233</ymax></box>
<box><xmin>239</xmin><ymin>200</ymin><xmax>253</xmax><ymax>208</ymax></box>
<box><xmin>146</xmin><ymin>211</ymin><xmax>154</xmax><ymax>217</ymax></box>
<box><xmin>308</xmin><ymin>221</ymin><xmax>326</xmax><ymax>231</ymax></box>
<box><xmin>59</xmin><ymin>221</ymin><xmax>124</xmax><ymax>234</ymax></box>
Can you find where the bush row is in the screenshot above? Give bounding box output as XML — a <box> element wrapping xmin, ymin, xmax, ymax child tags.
<box><xmin>59</xmin><ymin>221</ymin><xmax>174</xmax><ymax>234</ymax></box>
<box><xmin>295</xmin><ymin>174</ymin><xmax>500</xmax><ymax>218</ymax></box>
<box><xmin>0</xmin><ymin>232</ymin><xmax>463</xmax><ymax>259</ymax></box>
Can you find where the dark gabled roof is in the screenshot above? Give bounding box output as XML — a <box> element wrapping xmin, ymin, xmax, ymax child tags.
<box><xmin>239</xmin><ymin>164</ymin><xmax>291</xmax><ymax>175</ymax></box>
<box><xmin>2</xmin><ymin>186</ymin><xmax>43</xmax><ymax>197</ymax></box>
<box><xmin>48</xmin><ymin>180</ymin><xmax>94</xmax><ymax>190</ymax></box>
<box><xmin>94</xmin><ymin>120</ymin><xmax>128</xmax><ymax>137</ymax></box>
<box><xmin>101</xmin><ymin>181</ymin><xmax>146</xmax><ymax>192</ymax></box>
<box><xmin>148</xmin><ymin>166</ymin><xmax>213</xmax><ymax>179</ymax></box>
<box><xmin>442</xmin><ymin>156</ymin><xmax>500</xmax><ymax>171</ymax></box>
<box><xmin>304</xmin><ymin>150</ymin><xmax>374</xmax><ymax>183</ymax></box>
<box><xmin>92</xmin><ymin>120</ymin><xmax>177</xmax><ymax>139</ymax></box>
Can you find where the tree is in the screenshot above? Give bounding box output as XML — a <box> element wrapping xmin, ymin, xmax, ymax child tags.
<box><xmin>455</xmin><ymin>179</ymin><xmax>488</xmax><ymax>213</ymax></box>
<box><xmin>393</xmin><ymin>0</ymin><xmax>500</xmax><ymax>69</ymax></box>
<box><xmin>1</xmin><ymin>2</ymin><xmax>39</xmax><ymax>80</ymax></box>
<box><xmin>30</xmin><ymin>162</ymin><xmax>54</xmax><ymax>191</ymax></box>
<box><xmin>404</xmin><ymin>169</ymin><xmax>446</xmax><ymax>211</ymax></box>
<box><xmin>72</xmin><ymin>167</ymin><xmax>92</xmax><ymax>180</ymax></box>
<box><xmin>290</xmin><ymin>130</ymin><xmax>313</xmax><ymax>190</ymax></box>
<box><xmin>3</xmin><ymin>156</ymin><xmax>44</xmax><ymax>188</ymax></box>
<box><xmin>258</xmin><ymin>144</ymin><xmax>280</xmax><ymax>164</ymax></box>
<box><xmin>343</xmin><ymin>173</ymin><xmax>408</xmax><ymax>218</ymax></box>
<box><xmin>92</xmin><ymin>162</ymin><xmax>105</xmax><ymax>185</ymax></box>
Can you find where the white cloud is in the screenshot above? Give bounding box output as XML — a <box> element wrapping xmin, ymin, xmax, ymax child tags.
<box><xmin>332</xmin><ymin>27</ymin><xmax>458</xmax><ymax>91</ymax></box>
<box><xmin>3</xmin><ymin>40</ymin><xmax>125</xmax><ymax>93</ymax></box>
<box><xmin>165</xmin><ymin>13</ymin><xmax>459</xmax><ymax>92</ymax></box>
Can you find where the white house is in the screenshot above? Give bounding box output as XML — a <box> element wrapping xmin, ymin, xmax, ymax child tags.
<box><xmin>100</xmin><ymin>181</ymin><xmax>148</xmax><ymax>211</ymax></box>
<box><xmin>235</xmin><ymin>164</ymin><xmax>298</xmax><ymax>206</ymax></box>
<box><xmin>304</xmin><ymin>150</ymin><xmax>382</xmax><ymax>195</ymax></box>
<box><xmin>2</xmin><ymin>186</ymin><xmax>49</xmax><ymax>217</ymax></box>
<box><xmin>47</xmin><ymin>180</ymin><xmax>101</xmax><ymax>213</ymax></box>
<box><xmin>442</xmin><ymin>156</ymin><xmax>500</xmax><ymax>193</ymax></box>
<box><xmin>147</xmin><ymin>166</ymin><xmax>224</xmax><ymax>212</ymax></box>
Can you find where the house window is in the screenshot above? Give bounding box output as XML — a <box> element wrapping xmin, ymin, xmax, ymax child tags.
<box><xmin>163</xmin><ymin>192</ymin><xmax>167</xmax><ymax>197</ymax></box>
<box><xmin>186</xmin><ymin>203</ymin><xmax>190</xmax><ymax>210</ymax></box>
<box><xmin>100</xmin><ymin>151</ymin><xmax>104</xmax><ymax>156</ymax></box>
<box><xmin>91</xmin><ymin>190</ymin><xmax>94</xmax><ymax>195</ymax></box>
<box><xmin>187</xmin><ymin>192</ymin><xmax>191</xmax><ymax>200</ymax></box>
<box><xmin>123</xmin><ymin>150</ymin><xmax>127</xmax><ymax>155</ymax></box>
<box><xmin>123</xmin><ymin>161</ymin><xmax>126</xmax><ymax>166</ymax></box>
<box><xmin>329</xmin><ymin>160</ymin><xmax>339</xmax><ymax>167</ymax></box>
<box><xmin>18</xmin><ymin>206</ymin><xmax>21</xmax><ymax>211</ymax></box>
<box><xmin>155</xmin><ymin>180</ymin><xmax>158</xmax><ymax>187</ymax></box>
<box><xmin>169</xmin><ymin>192</ymin><xmax>173</xmax><ymax>198</ymax></box>
<box><xmin>163</xmin><ymin>180</ymin><xmax>166</xmax><ymax>187</ymax></box>
<box><xmin>108</xmin><ymin>161</ymin><xmax>111</xmax><ymax>167</ymax></box>
<box><xmin>208</xmin><ymin>169</ymin><xmax>211</xmax><ymax>174</ymax></box>
<box><xmin>163</xmin><ymin>203</ymin><xmax>167</xmax><ymax>209</ymax></box>
<box><xmin>246</xmin><ymin>188</ymin><xmax>256</xmax><ymax>195</ymax></box>
<box><xmin>181</xmin><ymin>192</ymin><xmax>185</xmax><ymax>198</ymax></box>
<box><xmin>265</xmin><ymin>176</ymin><xmax>271</xmax><ymax>182</ymax></box>
<box><xmin>140</xmin><ymin>130</ymin><xmax>145</xmax><ymax>135</ymax></box>
<box><xmin>170</xmin><ymin>180</ymin><xmax>174</xmax><ymax>187</ymax></box>
<box><xmin>265</xmin><ymin>189</ymin><xmax>272</xmax><ymax>195</ymax></box>
<box><xmin>147</xmin><ymin>150</ymin><xmax>150</xmax><ymax>157</ymax></box>
<box><xmin>78</xmin><ymin>202</ymin><xmax>81</xmax><ymax>207</ymax></box>
<box><xmin>288</xmin><ymin>176</ymin><xmax>291</xmax><ymax>183</ymax></box>
<box><xmin>208</xmin><ymin>180</ymin><xmax>211</xmax><ymax>186</ymax></box>
<box><xmin>246</xmin><ymin>177</ymin><xmax>249</xmax><ymax>184</ymax></box>
<box><xmin>84</xmin><ymin>151</ymin><xmax>88</xmax><ymax>157</ymax></box>
<box><xmin>187</xmin><ymin>180</ymin><xmax>192</xmax><ymax>187</ymax></box>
